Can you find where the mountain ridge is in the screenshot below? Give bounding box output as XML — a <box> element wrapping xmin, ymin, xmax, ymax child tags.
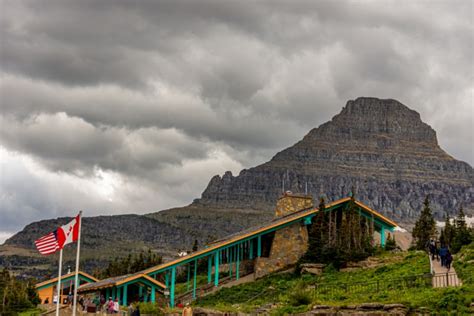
<box><xmin>3</xmin><ymin>97</ymin><xmax>473</xmax><ymax>279</ymax></box>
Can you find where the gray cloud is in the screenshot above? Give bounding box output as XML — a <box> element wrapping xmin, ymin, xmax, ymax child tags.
<box><xmin>0</xmin><ymin>0</ymin><xmax>472</xmax><ymax>237</ymax></box>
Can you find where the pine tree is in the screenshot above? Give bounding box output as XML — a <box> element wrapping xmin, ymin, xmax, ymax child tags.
<box><xmin>412</xmin><ymin>196</ymin><xmax>436</xmax><ymax>250</ymax></box>
<box><xmin>192</xmin><ymin>239</ymin><xmax>199</xmax><ymax>252</ymax></box>
<box><xmin>452</xmin><ymin>206</ymin><xmax>472</xmax><ymax>253</ymax></box>
<box><xmin>443</xmin><ymin>214</ymin><xmax>454</xmax><ymax>247</ymax></box>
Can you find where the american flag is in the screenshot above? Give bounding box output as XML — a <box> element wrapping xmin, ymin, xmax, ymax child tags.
<box><xmin>35</xmin><ymin>230</ymin><xmax>60</xmax><ymax>255</ymax></box>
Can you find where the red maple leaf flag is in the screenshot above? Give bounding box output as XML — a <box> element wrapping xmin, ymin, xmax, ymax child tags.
<box><xmin>34</xmin><ymin>213</ymin><xmax>81</xmax><ymax>255</ymax></box>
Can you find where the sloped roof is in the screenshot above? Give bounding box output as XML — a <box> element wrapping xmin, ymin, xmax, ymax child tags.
<box><xmin>78</xmin><ymin>272</ymin><xmax>166</xmax><ymax>292</ymax></box>
<box><xmin>141</xmin><ymin>197</ymin><xmax>398</xmax><ymax>275</ymax></box>
<box><xmin>36</xmin><ymin>271</ymin><xmax>98</xmax><ymax>289</ymax></box>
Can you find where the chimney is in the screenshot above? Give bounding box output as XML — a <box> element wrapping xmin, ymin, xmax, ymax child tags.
<box><xmin>275</xmin><ymin>191</ymin><xmax>313</xmax><ymax>218</ymax></box>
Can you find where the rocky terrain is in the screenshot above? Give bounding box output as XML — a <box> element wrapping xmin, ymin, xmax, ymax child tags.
<box><xmin>3</xmin><ymin>97</ymin><xmax>473</xmax><ymax>280</ymax></box>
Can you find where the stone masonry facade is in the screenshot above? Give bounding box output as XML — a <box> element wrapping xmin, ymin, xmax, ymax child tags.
<box><xmin>254</xmin><ymin>193</ymin><xmax>313</xmax><ymax>278</ymax></box>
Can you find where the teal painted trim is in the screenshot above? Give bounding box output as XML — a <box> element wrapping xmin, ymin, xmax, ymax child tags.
<box><xmin>214</xmin><ymin>250</ymin><xmax>219</xmax><ymax>287</ymax></box>
<box><xmin>207</xmin><ymin>255</ymin><xmax>212</xmax><ymax>284</ymax></box>
<box><xmin>187</xmin><ymin>263</ymin><xmax>190</xmax><ymax>291</ymax></box>
<box><xmin>165</xmin><ymin>271</ymin><xmax>169</xmax><ymax>288</ymax></box>
<box><xmin>106</xmin><ymin>288</ymin><xmax>110</xmax><ymax>299</ymax></box>
<box><xmin>249</xmin><ymin>239</ymin><xmax>254</xmax><ymax>259</ymax></box>
<box><xmin>170</xmin><ymin>267</ymin><xmax>176</xmax><ymax>308</ymax></box>
<box><xmin>236</xmin><ymin>244</ymin><xmax>240</xmax><ymax>280</ymax></box>
<box><xmin>119</xmin><ymin>278</ymin><xmax>160</xmax><ymax>290</ymax></box>
<box><xmin>151</xmin><ymin>287</ymin><xmax>156</xmax><ymax>303</ymax></box>
<box><xmin>357</xmin><ymin>208</ymin><xmax>388</xmax><ymax>231</ymax></box>
<box><xmin>122</xmin><ymin>284</ymin><xmax>128</xmax><ymax>306</ymax></box>
<box><xmin>304</xmin><ymin>216</ymin><xmax>312</xmax><ymax>225</ymax></box>
<box><xmin>112</xmin><ymin>287</ymin><xmax>116</xmax><ymax>300</ymax></box>
<box><xmin>36</xmin><ymin>275</ymin><xmax>96</xmax><ymax>291</ymax></box>
<box><xmin>257</xmin><ymin>236</ymin><xmax>262</xmax><ymax>257</ymax></box>
<box><xmin>116</xmin><ymin>287</ymin><xmax>120</xmax><ymax>302</ymax></box>
<box><xmin>144</xmin><ymin>202</ymin><xmax>361</xmax><ymax>276</ymax></box>
<box><xmin>229</xmin><ymin>246</ymin><xmax>233</xmax><ymax>278</ymax></box>
<box><xmin>381</xmin><ymin>226</ymin><xmax>386</xmax><ymax>248</ymax></box>
<box><xmin>193</xmin><ymin>259</ymin><xmax>197</xmax><ymax>299</ymax></box>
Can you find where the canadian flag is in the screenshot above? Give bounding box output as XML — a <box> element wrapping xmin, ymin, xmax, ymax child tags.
<box><xmin>35</xmin><ymin>213</ymin><xmax>81</xmax><ymax>255</ymax></box>
<box><xmin>57</xmin><ymin>214</ymin><xmax>80</xmax><ymax>249</ymax></box>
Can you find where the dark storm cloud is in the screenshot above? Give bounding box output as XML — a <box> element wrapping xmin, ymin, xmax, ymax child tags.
<box><xmin>0</xmin><ymin>0</ymin><xmax>472</xmax><ymax>239</ymax></box>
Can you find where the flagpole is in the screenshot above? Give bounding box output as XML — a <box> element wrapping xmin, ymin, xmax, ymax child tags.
<box><xmin>72</xmin><ymin>211</ymin><xmax>82</xmax><ymax>316</ymax></box>
<box><xmin>55</xmin><ymin>248</ymin><xmax>63</xmax><ymax>316</ymax></box>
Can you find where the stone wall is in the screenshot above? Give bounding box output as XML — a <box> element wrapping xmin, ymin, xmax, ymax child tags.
<box><xmin>254</xmin><ymin>193</ymin><xmax>313</xmax><ymax>278</ymax></box>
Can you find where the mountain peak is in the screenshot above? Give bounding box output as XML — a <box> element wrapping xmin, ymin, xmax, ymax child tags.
<box><xmin>198</xmin><ymin>97</ymin><xmax>473</xmax><ymax>221</ymax></box>
<box><xmin>303</xmin><ymin>97</ymin><xmax>438</xmax><ymax>148</ymax></box>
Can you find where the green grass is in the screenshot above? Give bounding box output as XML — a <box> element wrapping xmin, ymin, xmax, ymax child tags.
<box><xmin>18</xmin><ymin>308</ymin><xmax>44</xmax><ymax>316</ymax></box>
<box><xmin>194</xmin><ymin>248</ymin><xmax>474</xmax><ymax>315</ymax></box>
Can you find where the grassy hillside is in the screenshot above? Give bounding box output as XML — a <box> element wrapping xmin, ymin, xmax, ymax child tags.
<box><xmin>194</xmin><ymin>248</ymin><xmax>474</xmax><ymax>315</ymax></box>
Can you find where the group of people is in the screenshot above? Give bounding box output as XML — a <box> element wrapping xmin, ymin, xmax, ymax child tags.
<box><xmin>78</xmin><ymin>295</ymin><xmax>120</xmax><ymax>313</ymax></box>
<box><xmin>428</xmin><ymin>239</ymin><xmax>453</xmax><ymax>270</ymax></box>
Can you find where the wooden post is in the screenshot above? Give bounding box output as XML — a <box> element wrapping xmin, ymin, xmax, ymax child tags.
<box><xmin>170</xmin><ymin>267</ymin><xmax>176</xmax><ymax>308</ymax></box>
<box><xmin>214</xmin><ymin>250</ymin><xmax>219</xmax><ymax>287</ymax></box>
<box><xmin>151</xmin><ymin>286</ymin><xmax>156</xmax><ymax>303</ymax></box>
<box><xmin>236</xmin><ymin>243</ymin><xmax>240</xmax><ymax>280</ymax></box>
<box><xmin>193</xmin><ymin>259</ymin><xmax>197</xmax><ymax>299</ymax></box>
<box><xmin>249</xmin><ymin>239</ymin><xmax>254</xmax><ymax>259</ymax></box>
<box><xmin>122</xmin><ymin>284</ymin><xmax>127</xmax><ymax>306</ymax></box>
<box><xmin>380</xmin><ymin>226</ymin><xmax>386</xmax><ymax>248</ymax></box>
<box><xmin>257</xmin><ymin>235</ymin><xmax>262</xmax><ymax>257</ymax></box>
<box><xmin>207</xmin><ymin>255</ymin><xmax>212</xmax><ymax>284</ymax></box>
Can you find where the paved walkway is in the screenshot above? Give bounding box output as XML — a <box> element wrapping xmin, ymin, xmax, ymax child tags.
<box><xmin>430</xmin><ymin>256</ymin><xmax>462</xmax><ymax>287</ymax></box>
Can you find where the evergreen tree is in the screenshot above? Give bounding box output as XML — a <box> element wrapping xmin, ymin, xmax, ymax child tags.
<box><xmin>443</xmin><ymin>214</ymin><xmax>455</xmax><ymax>247</ymax></box>
<box><xmin>452</xmin><ymin>206</ymin><xmax>472</xmax><ymax>253</ymax></box>
<box><xmin>192</xmin><ymin>239</ymin><xmax>199</xmax><ymax>252</ymax></box>
<box><xmin>412</xmin><ymin>196</ymin><xmax>436</xmax><ymax>250</ymax></box>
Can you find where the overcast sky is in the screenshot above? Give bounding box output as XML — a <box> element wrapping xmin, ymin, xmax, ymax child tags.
<box><xmin>0</xmin><ymin>0</ymin><xmax>472</xmax><ymax>243</ymax></box>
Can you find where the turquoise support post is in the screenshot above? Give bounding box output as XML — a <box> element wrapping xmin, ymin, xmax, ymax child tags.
<box><xmin>214</xmin><ymin>250</ymin><xmax>219</xmax><ymax>287</ymax></box>
<box><xmin>249</xmin><ymin>239</ymin><xmax>254</xmax><ymax>259</ymax></box>
<box><xmin>151</xmin><ymin>286</ymin><xmax>156</xmax><ymax>303</ymax></box>
<box><xmin>193</xmin><ymin>259</ymin><xmax>197</xmax><ymax>299</ymax></box>
<box><xmin>304</xmin><ymin>216</ymin><xmax>312</xmax><ymax>225</ymax></box>
<box><xmin>236</xmin><ymin>244</ymin><xmax>240</xmax><ymax>280</ymax></box>
<box><xmin>122</xmin><ymin>284</ymin><xmax>127</xmax><ymax>306</ymax></box>
<box><xmin>139</xmin><ymin>286</ymin><xmax>143</xmax><ymax>298</ymax></box>
<box><xmin>187</xmin><ymin>263</ymin><xmax>190</xmax><ymax>291</ymax></box>
<box><xmin>381</xmin><ymin>226</ymin><xmax>386</xmax><ymax>248</ymax></box>
<box><xmin>106</xmin><ymin>288</ymin><xmax>110</xmax><ymax>299</ymax></box>
<box><xmin>207</xmin><ymin>255</ymin><xmax>212</xmax><ymax>284</ymax></box>
<box><xmin>112</xmin><ymin>287</ymin><xmax>116</xmax><ymax>300</ymax></box>
<box><xmin>165</xmin><ymin>271</ymin><xmax>169</xmax><ymax>288</ymax></box>
<box><xmin>257</xmin><ymin>235</ymin><xmax>262</xmax><ymax>257</ymax></box>
<box><xmin>229</xmin><ymin>246</ymin><xmax>233</xmax><ymax>278</ymax></box>
<box><xmin>170</xmin><ymin>267</ymin><xmax>176</xmax><ymax>308</ymax></box>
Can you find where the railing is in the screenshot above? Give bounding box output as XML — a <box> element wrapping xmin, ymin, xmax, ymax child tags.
<box><xmin>432</xmin><ymin>272</ymin><xmax>461</xmax><ymax>287</ymax></box>
<box><xmin>314</xmin><ymin>273</ymin><xmax>433</xmax><ymax>297</ymax></box>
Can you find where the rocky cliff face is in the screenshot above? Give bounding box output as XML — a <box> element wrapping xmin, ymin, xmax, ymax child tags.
<box><xmin>196</xmin><ymin>97</ymin><xmax>473</xmax><ymax>221</ymax></box>
<box><xmin>4</xmin><ymin>97</ymin><xmax>472</xmax><ymax>280</ymax></box>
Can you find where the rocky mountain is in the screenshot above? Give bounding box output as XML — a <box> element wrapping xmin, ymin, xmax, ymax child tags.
<box><xmin>195</xmin><ymin>97</ymin><xmax>473</xmax><ymax>221</ymax></box>
<box><xmin>3</xmin><ymin>97</ymin><xmax>473</xmax><ymax>280</ymax></box>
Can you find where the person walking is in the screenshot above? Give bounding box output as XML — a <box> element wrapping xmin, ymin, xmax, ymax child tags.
<box><xmin>446</xmin><ymin>250</ymin><xmax>453</xmax><ymax>271</ymax></box>
<box><xmin>113</xmin><ymin>298</ymin><xmax>120</xmax><ymax>314</ymax></box>
<box><xmin>439</xmin><ymin>245</ymin><xmax>448</xmax><ymax>267</ymax></box>
<box><xmin>429</xmin><ymin>239</ymin><xmax>436</xmax><ymax>260</ymax></box>
<box><xmin>107</xmin><ymin>297</ymin><xmax>115</xmax><ymax>314</ymax></box>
